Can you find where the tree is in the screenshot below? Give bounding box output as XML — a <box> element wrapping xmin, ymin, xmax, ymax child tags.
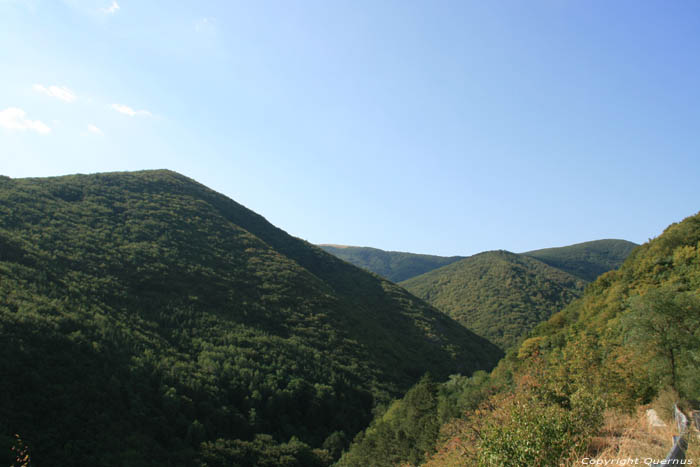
<box><xmin>624</xmin><ymin>288</ymin><xmax>700</xmax><ymax>396</ymax></box>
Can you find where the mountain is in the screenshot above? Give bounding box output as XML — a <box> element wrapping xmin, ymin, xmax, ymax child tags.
<box><xmin>318</xmin><ymin>245</ymin><xmax>464</xmax><ymax>283</ymax></box>
<box><xmin>400</xmin><ymin>250</ymin><xmax>586</xmax><ymax>350</ymax></box>
<box><xmin>420</xmin><ymin>210</ymin><xmax>700</xmax><ymax>465</ymax></box>
<box><xmin>399</xmin><ymin>241</ymin><xmax>638</xmax><ymax>351</ymax></box>
<box><xmin>0</xmin><ymin>170</ymin><xmax>502</xmax><ymax>466</ymax></box>
<box><xmin>320</xmin><ymin>240</ymin><xmax>637</xmax><ymax>285</ymax></box>
<box><xmin>522</xmin><ymin>239</ymin><xmax>638</xmax><ymax>281</ymax></box>
<box><xmin>322</xmin><ymin>240</ymin><xmax>637</xmax><ymax>350</ymax></box>
<box><xmin>341</xmin><ymin>212</ymin><xmax>700</xmax><ymax>466</ymax></box>
<box><xmin>517</xmin><ymin>211</ymin><xmax>700</xmax><ymax>401</ymax></box>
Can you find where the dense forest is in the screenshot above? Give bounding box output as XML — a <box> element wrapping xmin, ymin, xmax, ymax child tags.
<box><xmin>318</xmin><ymin>245</ymin><xmax>464</xmax><ymax>283</ymax></box>
<box><xmin>0</xmin><ymin>170</ymin><xmax>502</xmax><ymax>466</ymax></box>
<box><xmin>522</xmin><ymin>239</ymin><xmax>638</xmax><ymax>282</ymax></box>
<box><xmin>2</xmin><ymin>169</ymin><xmax>684</xmax><ymax>467</ymax></box>
<box><xmin>324</xmin><ymin>240</ymin><xmax>635</xmax><ymax>351</ymax></box>
<box><xmin>320</xmin><ymin>240</ymin><xmax>635</xmax><ymax>286</ymax></box>
<box><xmin>400</xmin><ymin>250</ymin><xmax>587</xmax><ymax>350</ymax></box>
<box><xmin>341</xmin><ymin>211</ymin><xmax>700</xmax><ymax>466</ymax></box>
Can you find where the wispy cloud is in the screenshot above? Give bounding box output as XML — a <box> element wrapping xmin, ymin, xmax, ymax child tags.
<box><xmin>0</xmin><ymin>107</ymin><xmax>51</xmax><ymax>134</ymax></box>
<box><xmin>33</xmin><ymin>84</ymin><xmax>76</xmax><ymax>102</ymax></box>
<box><xmin>102</xmin><ymin>1</ymin><xmax>119</xmax><ymax>14</ymax></box>
<box><xmin>111</xmin><ymin>103</ymin><xmax>152</xmax><ymax>117</ymax></box>
<box><xmin>87</xmin><ymin>124</ymin><xmax>104</xmax><ymax>135</ymax></box>
<box><xmin>195</xmin><ymin>17</ymin><xmax>216</xmax><ymax>33</ymax></box>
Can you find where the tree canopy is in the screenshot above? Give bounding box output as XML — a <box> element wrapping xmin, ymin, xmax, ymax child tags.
<box><xmin>0</xmin><ymin>170</ymin><xmax>502</xmax><ymax>466</ymax></box>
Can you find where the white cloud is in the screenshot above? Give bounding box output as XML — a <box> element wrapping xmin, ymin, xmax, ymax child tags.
<box><xmin>195</xmin><ymin>17</ymin><xmax>216</xmax><ymax>33</ymax></box>
<box><xmin>33</xmin><ymin>84</ymin><xmax>76</xmax><ymax>102</ymax></box>
<box><xmin>102</xmin><ymin>1</ymin><xmax>119</xmax><ymax>14</ymax></box>
<box><xmin>0</xmin><ymin>107</ymin><xmax>51</xmax><ymax>134</ymax></box>
<box><xmin>111</xmin><ymin>103</ymin><xmax>152</xmax><ymax>117</ymax></box>
<box><xmin>87</xmin><ymin>124</ymin><xmax>104</xmax><ymax>135</ymax></box>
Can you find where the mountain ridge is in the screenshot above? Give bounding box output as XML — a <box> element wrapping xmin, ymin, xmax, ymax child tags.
<box><xmin>320</xmin><ymin>239</ymin><xmax>637</xmax><ymax>284</ymax></box>
<box><xmin>318</xmin><ymin>244</ymin><xmax>464</xmax><ymax>283</ymax></box>
<box><xmin>400</xmin><ymin>249</ymin><xmax>586</xmax><ymax>349</ymax></box>
<box><xmin>339</xmin><ymin>213</ymin><xmax>696</xmax><ymax>467</ymax></box>
<box><xmin>522</xmin><ymin>238</ymin><xmax>638</xmax><ymax>281</ymax></box>
<box><xmin>0</xmin><ymin>170</ymin><xmax>502</xmax><ymax>465</ymax></box>
<box><xmin>320</xmin><ymin>239</ymin><xmax>636</xmax><ymax>350</ymax></box>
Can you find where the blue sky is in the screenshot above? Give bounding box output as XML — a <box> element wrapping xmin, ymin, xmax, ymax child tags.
<box><xmin>1</xmin><ymin>0</ymin><xmax>699</xmax><ymax>256</ymax></box>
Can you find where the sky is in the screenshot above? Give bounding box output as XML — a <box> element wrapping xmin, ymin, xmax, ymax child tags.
<box><xmin>1</xmin><ymin>0</ymin><xmax>699</xmax><ymax>256</ymax></box>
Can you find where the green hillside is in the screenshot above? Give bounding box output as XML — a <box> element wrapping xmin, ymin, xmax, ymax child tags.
<box><xmin>517</xmin><ymin>211</ymin><xmax>700</xmax><ymax>402</ymax></box>
<box><xmin>423</xmin><ymin>210</ymin><xmax>700</xmax><ymax>465</ymax></box>
<box><xmin>341</xmin><ymin>212</ymin><xmax>700</xmax><ymax>467</ymax></box>
<box><xmin>0</xmin><ymin>171</ymin><xmax>501</xmax><ymax>466</ymax></box>
<box><xmin>318</xmin><ymin>245</ymin><xmax>463</xmax><ymax>283</ymax></box>
<box><xmin>400</xmin><ymin>251</ymin><xmax>586</xmax><ymax>350</ymax></box>
<box><xmin>522</xmin><ymin>238</ymin><xmax>638</xmax><ymax>281</ymax></box>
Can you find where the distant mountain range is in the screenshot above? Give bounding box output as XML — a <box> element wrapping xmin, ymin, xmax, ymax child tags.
<box><xmin>320</xmin><ymin>239</ymin><xmax>637</xmax><ymax>284</ymax></box>
<box><xmin>0</xmin><ymin>171</ymin><xmax>501</xmax><ymax>466</ymax></box>
<box><xmin>522</xmin><ymin>239</ymin><xmax>639</xmax><ymax>282</ymax></box>
<box><xmin>322</xmin><ymin>240</ymin><xmax>638</xmax><ymax>350</ymax></box>
<box><xmin>339</xmin><ymin>211</ymin><xmax>700</xmax><ymax>467</ymax></box>
<box><xmin>318</xmin><ymin>245</ymin><xmax>464</xmax><ymax>283</ymax></box>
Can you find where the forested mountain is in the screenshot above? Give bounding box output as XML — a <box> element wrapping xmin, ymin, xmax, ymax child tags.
<box><xmin>0</xmin><ymin>170</ymin><xmax>502</xmax><ymax>466</ymax></box>
<box><xmin>400</xmin><ymin>250</ymin><xmax>586</xmax><ymax>350</ymax></box>
<box><xmin>322</xmin><ymin>240</ymin><xmax>636</xmax><ymax>350</ymax></box>
<box><xmin>320</xmin><ymin>240</ymin><xmax>636</xmax><ymax>285</ymax></box>
<box><xmin>342</xmin><ymin>211</ymin><xmax>700</xmax><ymax>466</ymax></box>
<box><xmin>318</xmin><ymin>245</ymin><xmax>463</xmax><ymax>283</ymax></box>
<box><xmin>522</xmin><ymin>239</ymin><xmax>638</xmax><ymax>281</ymax></box>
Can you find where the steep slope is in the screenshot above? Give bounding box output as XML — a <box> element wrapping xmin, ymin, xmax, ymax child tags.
<box><xmin>522</xmin><ymin>238</ymin><xmax>638</xmax><ymax>281</ymax></box>
<box><xmin>517</xmin><ymin>211</ymin><xmax>700</xmax><ymax>401</ymax></box>
<box><xmin>0</xmin><ymin>171</ymin><xmax>501</xmax><ymax>466</ymax></box>
<box><xmin>401</xmin><ymin>250</ymin><xmax>585</xmax><ymax>350</ymax></box>
<box><xmin>420</xmin><ymin>211</ymin><xmax>700</xmax><ymax>466</ymax></box>
<box><xmin>318</xmin><ymin>245</ymin><xmax>463</xmax><ymax>282</ymax></box>
<box><xmin>343</xmin><ymin>212</ymin><xmax>700</xmax><ymax>467</ymax></box>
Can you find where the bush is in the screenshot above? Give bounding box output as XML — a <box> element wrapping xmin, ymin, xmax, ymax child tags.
<box><xmin>477</xmin><ymin>389</ymin><xmax>602</xmax><ymax>467</ymax></box>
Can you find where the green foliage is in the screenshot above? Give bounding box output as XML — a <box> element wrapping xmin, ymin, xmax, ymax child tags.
<box><xmin>321</xmin><ymin>240</ymin><xmax>637</xmax><ymax>285</ymax></box>
<box><xmin>319</xmin><ymin>245</ymin><xmax>464</xmax><ymax>282</ymax></box>
<box><xmin>200</xmin><ymin>435</ymin><xmax>329</xmax><ymax>467</ymax></box>
<box><xmin>0</xmin><ymin>170</ymin><xmax>502</xmax><ymax>466</ymax></box>
<box><xmin>337</xmin><ymin>375</ymin><xmax>441</xmax><ymax>467</ymax></box>
<box><xmin>436</xmin><ymin>370</ymin><xmax>491</xmax><ymax>422</ymax></box>
<box><xmin>509</xmin><ymin>211</ymin><xmax>700</xmax><ymax>408</ymax></box>
<box><xmin>340</xmin><ymin>371</ymin><xmax>493</xmax><ymax>466</ymax></box>
<box><xmin>401</xmin><ymin>250</ymin><xmax>586</xmax><ymax>350</ymax></box>
<box><xmin>324</xmin><ymin>241</ymin><xmax>636</xmax><ymax>352</ymax></box>
<box><xmin>522</xmin><ymin>239</ymin><xmax>637</xmax><ymax>282</ymax></box>
<box><xmin>477</xmin><ymin>387</ymin><xmax>603</xmax><ymax>466</ymax></box>
<box><xmin>352</xmin><ymin>214</ymin><xmax>695</xmax><ymax>466</ymax></box>
<box><xmin>622</xmin><ymin>287</ymin><xmax>700</xmax><ymax>398</ymax></box>
<box><xmin>344</xmin><ymin>357</ymin><xmax>604</xmax><ymax>466</ymax></box>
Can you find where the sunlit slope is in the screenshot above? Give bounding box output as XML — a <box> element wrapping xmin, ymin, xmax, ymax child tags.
<box><xmin>522</xmin><ymin>239</ymin><xmax>638</xmax><ymax>282</ymax></box>
<box><xmin>343</xmin><ymin>212</ymin><xmax>699</xmax><ymax>467</ymax></box>
<box><xmin>401</xmin><ymin>250</ymin><xmax>585</xmax><ymax>350</ymax></box>
<box><xmin>520</xmin><ymin>211</ymin><xmax>700</xmax><ymax>380</ymax></box>
<box><xmin>424</xmin><ymin>211</ymin><xmax>700</xmax><ymax>465</ymax></box>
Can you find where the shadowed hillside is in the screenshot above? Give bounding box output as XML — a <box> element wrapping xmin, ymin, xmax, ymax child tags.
<box><xmin>0</xmin><ymin>170</ymin><xmax>501</xmax><ymax>466</ymax></box>
<box><xmin>318</xmin><ymin>245</ymin><xmax>464</xmax><ymax>282</ymax></box>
